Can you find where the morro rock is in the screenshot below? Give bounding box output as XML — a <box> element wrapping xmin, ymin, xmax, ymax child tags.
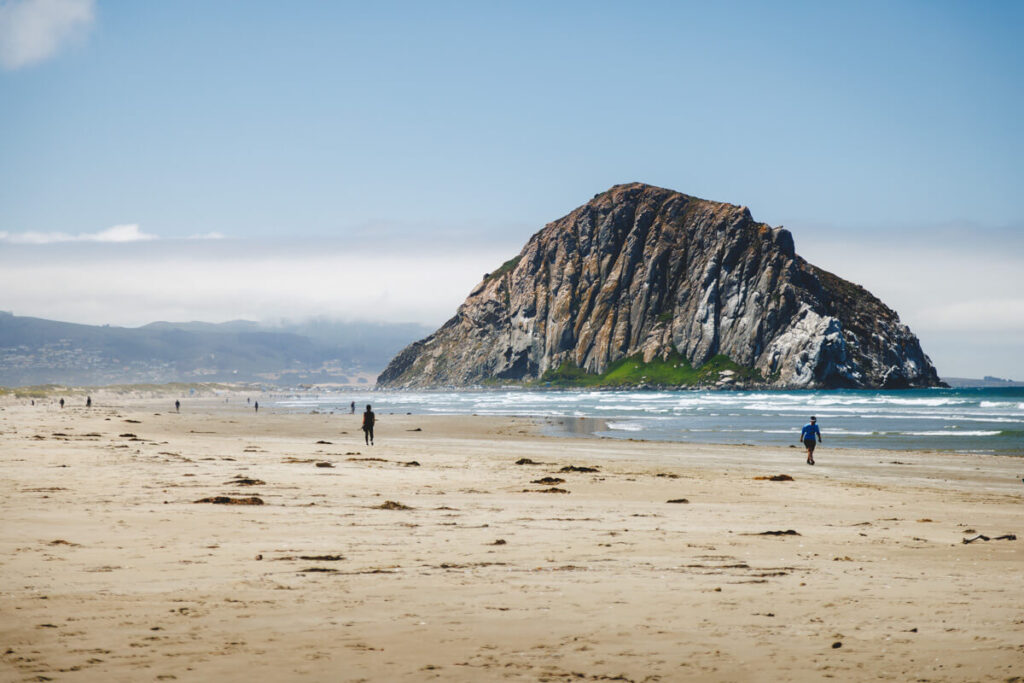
<box><xmin>378</xmin><ymin>183</ymin><xmax>943</xmax><ymax>389</ymax></box>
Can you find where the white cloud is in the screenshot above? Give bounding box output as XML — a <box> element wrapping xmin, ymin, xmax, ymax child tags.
<box><xmin>0</xmin><ymin>223</ymin><xmax>157</xmax><ymax>243</ymax></box>
<box><xmin>0</xmin><ymin>0</ymin><xmax>94</xmax><ymax>70</ymax></box>
<box><xmin>187</xmin><ymin>232</ymin><xmax>226</xmax><ymax>240</ymax></box>
<box><xmin>913</xmin><ymin>299</ymin><xmax>1024</xmax><ymax>333</ymax></box>
<box><xmin>0</xmin><ymin>239</ymin><xmax>508</xmax><ymax>328</ymax></box>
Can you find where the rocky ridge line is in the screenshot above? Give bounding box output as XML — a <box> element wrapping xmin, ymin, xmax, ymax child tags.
<box><xmin>379</xmin><ymin>183</ymin><xmax>942</xmax><ymax>389</ymax></box>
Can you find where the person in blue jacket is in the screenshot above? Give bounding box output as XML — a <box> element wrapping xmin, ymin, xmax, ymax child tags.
<box><xmin>800</xmin><ymin>416</ymin><xmax>822</xmax><ymax>465</ymax></box>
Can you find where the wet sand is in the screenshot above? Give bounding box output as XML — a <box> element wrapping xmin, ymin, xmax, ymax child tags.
<box><xmin>1</xmin><ymin>394</ymin><xmax>1022</xmax><ymax>682</ymax></box>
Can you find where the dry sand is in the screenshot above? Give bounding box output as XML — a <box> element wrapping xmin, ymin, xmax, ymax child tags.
<box><xmin>1</xmin><ymin>394</ymin><xmax>1022</xmax><ymax>682</ymax></box>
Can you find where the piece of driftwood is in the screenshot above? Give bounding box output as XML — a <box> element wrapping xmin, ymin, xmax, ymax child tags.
<box><xmin>962</xmin><ymin>533</ymin><xmax>1017</xmax><ymax>544</ymax></box>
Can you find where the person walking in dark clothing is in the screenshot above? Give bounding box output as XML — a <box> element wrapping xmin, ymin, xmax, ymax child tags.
<box><xmin>800</xmin><ymin>416</ymin><xmax>822</xmax><ymax>465</ymax></box>
<box><xmin>59</xmin><ymin>398</ymin><xmax>64</xmax><ymax>409</ymax></box>
<box><xmin>362</xmin><ymin>404</ymin><xmax>375</xmax><ymax>445</ymax></box>
<box><xmin>350</xmin><ymin>401</ymin><xmax>355</xmax><ymax>415</ymax></box>
<box><xmin>254</xmin><ymin>401</ymin><xmax>259</xmax><ymax>413</ymax></box>
<box><xmin>175</xmin><ymin>400</ymin><xmax>180</xmax><ymax>413</ymax></box>
<box><xmin>86</xmin><ymin>396</ymin><xmax>92</xmax><ymax>408</ymax></box>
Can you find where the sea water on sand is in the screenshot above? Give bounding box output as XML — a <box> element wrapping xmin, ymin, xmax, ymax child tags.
<box><xmin>277</xmin><ymin>387</ymin><xmax>1024</xmax><ymax>455</ymax></box>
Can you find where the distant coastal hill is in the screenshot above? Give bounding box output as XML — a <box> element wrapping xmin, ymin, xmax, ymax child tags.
<box><xmin>0</xmin><ymin>312</ymin><xmax>430</xmax><ymax>387</ymax></box>
<box><xmin>380</xmin><ymin>183</ymin><xmax>944</xmax><ymax>390</ymax></box>
<box><xmin>942</xmin><ymin>376</ymin><xmax>1024</xmax><ymax>388</ymax></box>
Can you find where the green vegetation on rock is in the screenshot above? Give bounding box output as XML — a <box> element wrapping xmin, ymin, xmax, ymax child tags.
<box><xmin>537</xmin><ymin>352</ymin><xmax>763</xmax><ymax>388</ymax></box>
<box><xmin>484</xmin><ymin>255</ymin><xmax>522</xmax><ymax>282</ymax></box>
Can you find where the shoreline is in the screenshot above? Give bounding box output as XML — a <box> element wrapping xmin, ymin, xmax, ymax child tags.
<box><xmin>5</xmin><ymin>383</ymin><xmax>1023</xmax><ymax>457</ymax></box>
<box><xmin>541</xmin><ymin>414</ymin><xmax>1024</xmax><ymax>458</ymax></box>
<box><xmin>2</xmin><ymin>397</ymin><xmax>1022</xmax><ymax>681</ymax></box>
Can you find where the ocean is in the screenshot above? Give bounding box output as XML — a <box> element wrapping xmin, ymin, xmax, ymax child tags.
<box><xmin>274</xmin><ymin>387</ymin><xmax>1024</xmax><ymax>456</ymax></box>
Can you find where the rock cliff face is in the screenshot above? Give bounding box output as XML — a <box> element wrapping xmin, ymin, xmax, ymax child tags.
<box><xmin>379</xmin><ymin>183</ymin><xmax>943</xmax><ymax>389</ymax></box>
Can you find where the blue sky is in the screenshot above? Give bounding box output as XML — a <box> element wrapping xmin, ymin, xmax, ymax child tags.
<box><xmin>1</xmin><ymin>0</ymin><xmax>1022</xmax><ymax>377</ymax></box>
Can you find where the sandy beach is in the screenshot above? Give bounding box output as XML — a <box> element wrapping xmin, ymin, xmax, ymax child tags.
<box><xmin>1</xmin><ymin>393</ymin><xmax>1022</xmax><ymax>682</ymax></box>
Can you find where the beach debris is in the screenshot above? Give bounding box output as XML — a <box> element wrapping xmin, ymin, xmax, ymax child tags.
<box><xmin>48</xmin><ymin>539</ymin><xmax>80</xmax><ymax>546</ymax></box>
<box><xmin>832</xmin><ymin>642</ymin><xmax>842</xmax><ymax>649</ymax></box>
<box><xmin>407</xmin><ymin>427</ymin><xmax>422</xmax><ymax>432</ymax></box>
<box><xmin>299</xmin><ymin>567</ymin><xmax>339</xmax><ymax>573</ymax></box>
<box><xmin>255</xmin><ymin>554</ymin><xmax>262</xmax><ymax>560</ymax></box>
<box><xmin>226</xmin><ymin>477</ymin><xmax>265</xmax><ymax>486</ymax></box>
<box><xmin>656</xmin><ymin>473</ymin><xmax>680</xmax><ymax>479</ymax></box>
<box><xmin>522</xmin><ymin>487</ymin><xmax>569</xmax><ymax>494</ymax></box>
<box><xmin>348</xmin><ymin>457</ymin><xmax>387</xmax><ymax>462</ymax></box>
<box><xmin>404</xmin><ymin>461</ymin><xmax>421</xmax><ymax>467</ymax></box>
<box><xmin>666</xmin><ymin>498</ymin><xmax>690</xmax><ymax>504</ymax></box>
<box><xmin>962</xmin><ymin>534</ymin><xmax>1017</xmax><ymax>544</ymax></box>
<box><xmin>194</xmin><ymin>496</ymin><xmax>264</xmax><ymax>505</ymax></box>
<box><xmin>757</xmin><ymin>530</ymin><xmax>800</xmax><ymax>536</ymax></box>
<box><xmin>377</xmin><ymin>500</ymin><xmax>412</xmax><ymax>510</ymax></box>
<box><xmin>282</xmin><ymin>457</ymin><xmax>315</xmax><ymax>463</ymax></box>
<box><xmin>315</xmin><ymin>462</ymin><xmax>334</xmax><ymax>468</ymax></box>
<box><xmin>299</xmin><ymin>554</ymin><xmax>344</xmax><ymax>561</ymax></box>
<box><xmin>531</xmin><ymin>477</ymin><xmax>565</xmax><ymax>485</ymax></box>
<box><xmin>515</xmin><ymin>458</ymin><xmax>542</xmax><ymax>465</ymax></box>
<box><xmin>559</xmin><ymin>465</ymin><xmax>599</xmax><ymax>473</ymax></box>
<box><xmin>833</xmin><ymin>556</ymin><xmax>853</xmax><ymax>561</ymax></box>
<box><xmin>917</xmin><ymin>518</ymin><xmax>934</xmax><ymax>522</ymax></box>
<box><xmin>754</xmin><ymin>474</ymin><xmax>794</xmax><ymax>481</ymax></box>
<box><xmin>119</xmin><ymin>433</ymin><xmax>137</xmax><ymax>438</ymax></box>
<box><xmin>490</xmin><ymin>539</ymin><xmax>507</xmax><ymax>545</ymax></box>
<box><xmin>315</xmin><ymin>440</ymin><xmax>332</xmax><ymax>444</ymax></box>
<box><xmin>124</xmin><ymin>419</ymin><xmax>141</xmax><ymax>424</ymax></box>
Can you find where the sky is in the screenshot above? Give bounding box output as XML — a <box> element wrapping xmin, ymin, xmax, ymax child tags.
<box><xmin>0</xmin><ymin>0</ymin><xmax>1022</xmax><ymax>378</ymax></box>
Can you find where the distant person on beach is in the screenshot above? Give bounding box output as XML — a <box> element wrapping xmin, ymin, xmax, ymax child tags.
<box><xmin>350</xmin><ymin>401</ymin><xmax>355</xmax><ymax>414</ymax></box>
<box><xmin>800</xmin><ymin>416</ymin><xmax>822</xmax><ymax>465</ymax></box>
<box><xmin>86</xmin><ymin>396</ymin><xmax>91</xmax><ymax>408</ymax></box>
<box><xmin>59</xmin><ymin>398</ymin><xmax>64</xmax><ymax>409</ymax></box>
<box><xmin>362</xmin><ymin>404</ymin><xmax>375</xmax><ymax>445</ymax></box>
<box><xmin>254</xmin><ymin>401</ymin><xmax>259</xmax><ymax>413</ymax></box>
<box><xmin>175</xmin><ymin>400</ymin><xmax>180</xmax><ymax>413</ymax></box>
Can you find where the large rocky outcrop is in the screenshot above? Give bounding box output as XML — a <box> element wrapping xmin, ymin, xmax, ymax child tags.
<box><xmin>379</xmin><ymin>183</ymin><xmax>943</xmax><ymax>389</ymax></box>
